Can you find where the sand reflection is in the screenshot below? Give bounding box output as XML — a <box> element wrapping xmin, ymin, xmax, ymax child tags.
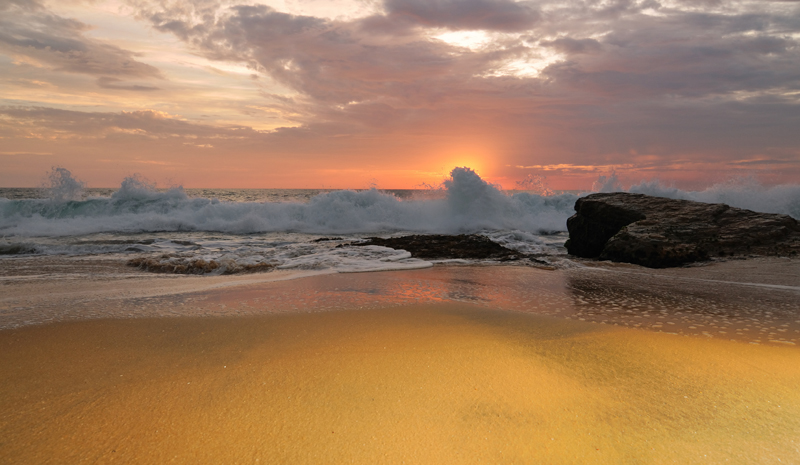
<box><xmin>565</xmin><ymin>268</ymin><xmax>800</xmax><ymax>345</ymax></box>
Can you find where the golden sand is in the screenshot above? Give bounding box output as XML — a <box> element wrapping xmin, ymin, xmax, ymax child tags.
<box><xmin>2</xmin><ymin>303</ymin><xmax>799</xmax><ymax>464</ymax></box>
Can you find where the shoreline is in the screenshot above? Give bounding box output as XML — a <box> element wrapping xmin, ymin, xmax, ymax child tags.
<box><xmin>2</xmin><ymin>256</ymin><xmax>798</xmax><ymax>345</ymax></box>
<box><xmin>575</xmin><ymin>256</ymin><xmax>800</xmax><ymax>289</ymax></box>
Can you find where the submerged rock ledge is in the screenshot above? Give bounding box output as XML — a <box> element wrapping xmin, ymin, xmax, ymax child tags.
<box><xmin>566</xmin><ymin>192</ymin><xmax>800</xmax><ymax>268</ymax></box>
<box><xmin>353</xmin><ymin>234</ymin><xmax>526</xmax><ymax>261</ymax></box>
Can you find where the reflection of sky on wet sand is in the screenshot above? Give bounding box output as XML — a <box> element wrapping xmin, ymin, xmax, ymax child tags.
<box><xmin>172</xmin><ymin>265</ymin><xmax>799</xmax><ymax>346</ymax></box>
<box><xmin>2</xmin><ymin>263</ymin><xmax>797</xmax><ymax>346</ymax></box>
<box><xmin>184</xmin><ymin>266</ymin><xmax>575</xmax><ymax>317</ymax></box>
<box><xmin>565</xmin><ymin>269</ymin><xmax>800</xmax><ymax>346</ymax></box>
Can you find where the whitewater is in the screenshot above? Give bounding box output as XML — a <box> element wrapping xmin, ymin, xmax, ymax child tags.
<box><xmin>1</xmin><ymin>167</ymin><xmax>798</xmax><ymax>274</ymax></box>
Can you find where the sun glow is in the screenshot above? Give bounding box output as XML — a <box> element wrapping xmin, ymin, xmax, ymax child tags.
<box><xmin>438</xmin><ymin>156</ymin><xmax>489</xmax><ymax>179</ymax></box>
<box><xmin>433</xmin><ymin>30</ymin><xmax>493</xmax><ymax>50</ymax></box>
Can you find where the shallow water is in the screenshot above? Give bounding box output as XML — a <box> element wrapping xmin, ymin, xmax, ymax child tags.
<box><xmin>2</xmin><ymin>261</ymin><xmax>798</xmax><ymax>346</ymax></box>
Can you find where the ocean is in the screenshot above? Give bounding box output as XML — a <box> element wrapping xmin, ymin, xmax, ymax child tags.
<box><xmin>2</xmin><ymin>167</ymin><xmax>799</xmax><ymax>276</ymax></box>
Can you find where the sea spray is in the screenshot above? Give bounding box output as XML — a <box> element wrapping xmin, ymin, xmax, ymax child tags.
<box><xmin>515</xmin><ymin>174</ymin><xmax>554</xmax><ymax>196</ymax></box>
<box><xmin>628</xmin><ymin>177</ymin><xmax>800</xmax><ymax>219</ymax></box>
<box><xmin>591</xmin><ymin>171</ymin><xmax>623</xmax><ymax>193</ymax></box>
<box><xmin>43</xmin><ymin>167</ymin><xmax>85</xmax><ymax>202</ymax></box>
<box><xmin>2</xmin><ymin>166</ymin><xmax>799</xmax><ymax>274</ymax></box>
<box><xmin>0</xmin><ymin>167</ymin><xmax>579</xmax><ymax>237</ymax></box>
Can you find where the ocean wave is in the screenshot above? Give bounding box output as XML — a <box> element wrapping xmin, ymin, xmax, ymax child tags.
<box><xmin>629</xmin><ymin>178</ymin><xmax>800</xmax><ymax>220</ymax></box>
<box><xmin>0</xmin><ymin>167</ymin><xmax>578</xmax><ymax>237</ymax></box>
<box><xmin>591</xmin><ymin>171</ymin><xmax>800</xmax><ymax>219</ymax></box>
<box><xmin>2</xmin><ymin>166</ymin><xmax>798</xmax><ymax>241</ymax></box>
<box><xmin>126</xmin><ymin>244</ymin><xmax>432</xmax><ymax>275</ymax></box>
<box><xmin>3</xmin><ymin>166</ymin><xmax>797</xmax><ymax>274</ymax></box>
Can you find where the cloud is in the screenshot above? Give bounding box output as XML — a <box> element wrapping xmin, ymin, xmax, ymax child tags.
<box><xmin>137</xmin><ymin>2</ymin><xmax>510</xmax><ymax>109</ymax></box>
<box><xmin>0</xmin><ymin>106</ymin><xmax>249</xmax><ymax>139</ymax></box>
<box><xmin>383</xmin><ymin>0</ymin><xmax>540</xmax><ymax>32</ymax></box>
<box><xmin>4</xmin><ymin>0</ymin><xmax>798</xmax><ymax>186</ymax></box>
<box><xmin>0</xmin><ymin>151</ymin><xmax>53</xmax><ymax>155</ymax></box>
<box><xmin>96</xmin><ymin>77</ymin><xmax>160</xmax><ymax>91</ymax></box>
<box><xmin>133</xmin><ymin>1</ymin><xmax>800</xmax><ymax>106</ymax></box>
<box><xmin>123</xmin><ymin>1</ymin><xmax>800</xmax><ymax>170</ymax></box>
<box><xmin>540</xmin><ymin>37</ymin><xmax>602</xmax><ymax>55</ymax></box>
<box><xmin>0</xmin><ymin>1</ymin><xmax>162</xmax><ymax>81</ymax></box>
<box><xmin>0</xmin><ymin>0</ymin><xmax>43</xmax><ymax>12</ymax></box>
<box><xmin>730</xmin><ymin>158</ymin><xmax>798</xmax><ymax>166</ymax></box>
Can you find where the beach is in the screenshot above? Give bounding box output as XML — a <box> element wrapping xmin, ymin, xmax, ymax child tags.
<box><xmin>4</xmin><ymin>0</ymin><xmax>800</xmax><ymax>460</ymax></box>
<box><xmin>2</xmin><ymin>259</ymin><xmax>799</xmax><ymax>463</ymax></box>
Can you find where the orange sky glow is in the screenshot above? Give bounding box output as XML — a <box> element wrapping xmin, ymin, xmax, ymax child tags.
<box><xmin>1</xmin><ymin>0</ymin><xmax>798</xmax><ymax>190</ymax></box>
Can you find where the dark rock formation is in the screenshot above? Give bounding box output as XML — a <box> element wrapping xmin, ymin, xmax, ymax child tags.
<box><xmin>128</xmin><ymin>256</ymin><xmax>274</xmax><ymax>274</ymax></box>
<box><xmin>352</xmin><ymin>234</ymin><xmax>524</xmax><ymax>260</ymax></box>
<box><xmin>566</xmin><ymin>193</ymin><xmax>800</xmax><ymax>268</ymax></box>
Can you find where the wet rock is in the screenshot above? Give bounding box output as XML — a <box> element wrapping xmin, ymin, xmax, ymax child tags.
<box><xmin>566</xmin><ymin>193</ymin><xmax>800</xmax><ymax>268</ymax></box>
<box><xmin>353</xmin><ymin>234</ymin><xmax>524</xmax><ymax>260</ymax></box>
<box><xmin>127</xmin><ymin>255</ymin><xmax>274</xmax><ymax>274</ymax></box>
<box><xmin>312</xmin><ymin>237</ymin><xmax>343</xmax><ymax>242</ymax></box>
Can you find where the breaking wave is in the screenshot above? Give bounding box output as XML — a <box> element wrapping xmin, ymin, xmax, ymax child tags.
<box><xmin>2</xmin><ymin>166</ymin><xmax>798</xmax><ymax>275</ymax></box>
<box><xmin>2</xmin><ymin>166</ymin><xmax>799</xmax><ymax>238</ymax></box>
<box><xmin>592</xmin><ymin>171</ymin><xmax>800</xmax><ymax>219</ymax></box>
<box><xmin>2</xmin><ymin>167</ymin><xmax>798</xmax><ymax>239</ymax></box>
<box><xmin>629</xmin><ymin>178</ymin><xmax>800</xmax><ymax>220</ymax></box>
<box><xmin>0</xmin><ymin>167</ymin><xmax>577</xmax><ymax>237</ymax></box>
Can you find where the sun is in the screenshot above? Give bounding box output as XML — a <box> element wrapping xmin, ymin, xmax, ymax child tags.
<box><xmin>442</xmin><ymin>153</ymin><xmax>490</xmax><ymax>178</ymax></box>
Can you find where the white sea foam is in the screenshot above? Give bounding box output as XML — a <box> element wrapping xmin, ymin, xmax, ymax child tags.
<box><xmin>629</xmin><ymin>177</ymin><xmax>800</xmax><ymax>219</ymax></box>
<box><xmin>0</xmin><ymin>167</ymin><xmax>577</xmax><ymax>273</ymax></box>
<box><xmin>0</xmin><ymin>167</ymin><xmax>578</xmax><ymax>237</ymax></box>
<box><xmin>43</xmin><ymin>167</ymin><xmax>85</xmax><ymax>202</ymax></box>
<box><xmin>125</xmin><ymin>241</ymin><xmax>432</xmax><ymax>275</ymax></box>
<box><xmin>1</xmin><ymin>167</ymin><xmax>798</xmax><ymax>274</ymax></box>
<box><xmin>591</xmin><ymin>171</ymin><xmax>800</xmax><ymax>219</ymax></box>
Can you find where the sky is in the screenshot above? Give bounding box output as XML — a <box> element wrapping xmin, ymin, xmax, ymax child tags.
<box><xmin>1</xmin><ymin>0</ymin><xmax>799</xmax><ymax>189</ymax></box>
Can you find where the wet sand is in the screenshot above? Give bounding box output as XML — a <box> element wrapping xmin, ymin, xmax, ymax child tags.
<box><xmin>2</xmin><ymin>304</ymin><xmax>800</xmax><ymax>464</ymax></box>
<box><xmin>2</xmin><ymin>256</ymin><xmax>799</xmax><ymax>344</ymax></box>
<box><xmin>1</xmin><ymin>258</ymin><xmax>799</xmax><ymax>463</ymax></box>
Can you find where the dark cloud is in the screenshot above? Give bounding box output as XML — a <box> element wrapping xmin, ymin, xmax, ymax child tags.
<box><xmin>96</xmin><ymin>77</ymin><xmax>160</xmax><ymax>91</ymax></box>
<box><xmin>136</xmin><ymin>2</ymin><xmax>517</xmax><ymax>108</ymax></box>
<box><xmin>133</xmin><ymin>1</ymin><xmax>800</xmax><ymax>106</ymax></box>
<box><xmin>536</xmin><ymin>9</ymin><xmax>800</xmax><ymax>99</ymax></box>
<box><xmin>0</xmin><ymin>0</ymin><xmax>43</xmax><ymax>11</ymax></box>
<box><xmin>0</xmin><ymin>106</ymin><xmax>244</xmax><ymax>139</ymax></box>
<box><xmin>0</xmin><ymin>1</ymin><xmax>162</xmax><ymax>82</ymax></box>
<box><xmin>6</xmin><ymin>0</ymin><xmax>794</xmax><ymax>183</ymax></box>
<box><xmin>126</xmin><ymin>1</ymin><xmax>800</xmax><ymax>168</ymax></box>
<box><xmin>540</xmin><ymin>37</ymin><xmax>602</xmax><ymax>54</ymax></box>
<box><xmin>383</xmin><ymin>0</ymin><xmax>540</xmax><ymax>31</ymax></box>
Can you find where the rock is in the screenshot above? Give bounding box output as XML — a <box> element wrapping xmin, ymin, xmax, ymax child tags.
<box><xmin>566</xmin><ymin>193</ymin><xmax>800</xmax><ymax>268</ymax></box>
<box><xmin>352</xmin><ymin>234</ymin><xmax>524</xmax><ymax>260</ymax></box>
<box><xmin>127</xmin><ymin>256</ymin><xmax>274</xmax><ymax>274</ymax></box>
<box><xmin>312</xmin><ymin>237</ymin><xmax>343</xmax><ymax>242</ymax></box>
